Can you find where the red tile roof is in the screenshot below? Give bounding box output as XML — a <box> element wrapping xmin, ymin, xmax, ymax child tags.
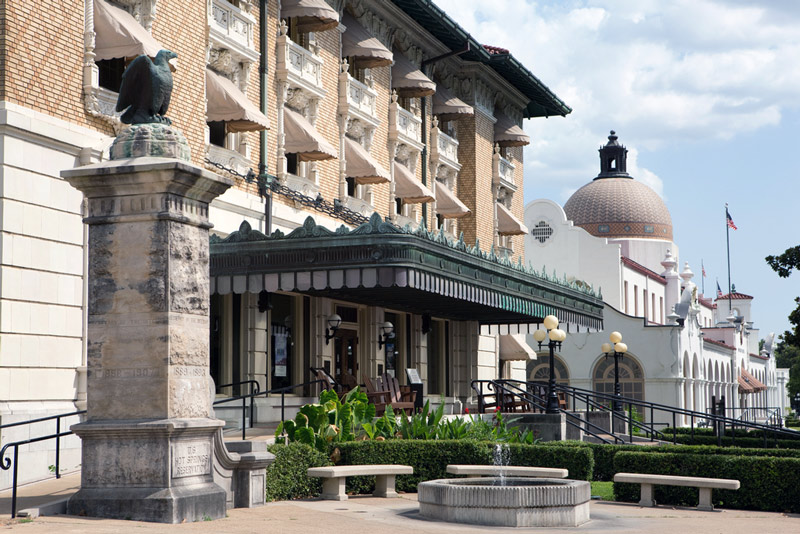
<box><xmin>621</xmin><ymin>257</ymin><xmax>667</xmax><ymax>285</ymax></box>
<box><xmin>716</xmin><ymin>292</ymin><xmax>753</xmax><ymax>301</ymax></box>
<box><xmin>698</xmin><ymin>296</ymin><xmax>715</xmax><ymax>309</ymax></box>
<box><xmin>703</xmin><ymin>338</ymin><xmax>735</xmax><ymax>351</ymax></box>
<box><xmin>483</xmin><ymin>44</ymin><xmax>509</xmax><ymax>55</ymax></box>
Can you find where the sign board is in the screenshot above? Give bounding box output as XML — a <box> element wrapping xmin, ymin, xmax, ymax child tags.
<box><xmin>406</xmin><ymin>368</ymin><xmax>422</xmax><ymax>384</ymax></box>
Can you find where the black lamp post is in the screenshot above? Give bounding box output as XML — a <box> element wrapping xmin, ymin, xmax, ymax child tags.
<box><xmin>600</xmin><ymin>331</ymin><xmax>628</xmax><ymax>412</ymax></box>
<box><xmin>533</xmin><ymin>315</ymin><xmax>566</xmax><ymax>414</ymax></box>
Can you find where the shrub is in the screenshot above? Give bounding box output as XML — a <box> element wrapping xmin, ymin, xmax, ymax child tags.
<box><xmin>613</xmin><ymin>451</ymin><xmax>800</xmax><ymax>513</ymax></box>
<box><xmin>332</xmin><ymin>440</ymin><xmax>593</xmax><ymax>495</ymax></box>
<box><xmin>669</xmin><ymin>434</ymin><xmax>800</xmax><ymax>449</ymax></box>
<box><xmin>265</xmin><ymin>443</ymin><xmax>331</xmax><ymax>501</ymax></box>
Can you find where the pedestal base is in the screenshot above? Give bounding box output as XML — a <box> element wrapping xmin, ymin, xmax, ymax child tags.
<box><xmin>68</xmin><ymin>419</ymin><xmax>227</xmax><ymax>523</ymax></box>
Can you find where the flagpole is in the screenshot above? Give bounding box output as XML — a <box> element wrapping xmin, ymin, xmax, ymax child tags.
<box><xmin>701</xmin><ymin>260</ymin><xmax>705</xmax><ymax>295</ymax></box>
<box><xmin>725</xmin><ymin>203</ymin><xmax>732</xmax><ymax>313</ymax></box>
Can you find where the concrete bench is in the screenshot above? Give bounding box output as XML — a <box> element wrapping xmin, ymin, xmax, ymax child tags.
<box><xmin>307</xmin><ymin>464</ymin><xmax>414</xmax><ymax>501</ymax></box>
<box><xmin>613</xmin><ymin>472</ymin><xmax>740</xmax><ymax>511</ymax></box>
<box><xmin>447</xmin><ymin>465</ymin><xmax>568</xmax><ymax>478</ymax></box>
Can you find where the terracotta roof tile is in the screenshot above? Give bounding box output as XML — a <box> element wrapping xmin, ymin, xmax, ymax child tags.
<box><xmin>621</xmin><ymin>256</ymin><xmax>667</xmax><ymax>285</ymax></box>
<box><xmin>483</xmin><ymin>44</ymin><xmax>509</xmax><ymax>55</ymax></box>
<box><xmin>703</xmin><ymin>338</ymin><xmax>735</xmax><ymax>351</ymax></box>
<box><xmin>716</xmin><ymin>292</ymin><xmax>753</xmax><ymax>300</ymax></box>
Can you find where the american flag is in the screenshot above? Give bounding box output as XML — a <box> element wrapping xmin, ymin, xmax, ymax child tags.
<box><xmin>726</xmin><ymin>208</ymin><xmax>737</xmax><ymax>230</ymax></box>
<box><xmin>716</xmin><ymin>281</ymin><xmax>723</xmax><ymax>298</ymax></box>
<box><xmin>701</xmin><ymin>260</ymin><xmax>706</xmax><ymax>278</ymax></box>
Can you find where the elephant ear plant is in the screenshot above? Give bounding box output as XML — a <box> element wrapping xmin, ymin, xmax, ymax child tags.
<box><xmin>276</xmin><ymin>388</ymin><xmax>376</xmax><ymax>452</ymax></box>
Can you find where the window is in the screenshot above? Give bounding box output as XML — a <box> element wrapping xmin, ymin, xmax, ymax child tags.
<box><xmin>651</xmin><ymin>293</ymin><xmax>656</xmax><ymax>322</ymax></box>
<box><xmin>346</xmin><ymin>177</ymin><xmax>356</xmax><ymax>197</ymax></box>
<box><xmin>530</xmin><ymin>220</ymin><xmax>553</xmax><ymax>244</ymax></box>
<box><xmin>634</xmin><ymin>285</ymin><xmax>638</xmax><ymax>316</ymax></box>
<box><xmin>286</xmin><ymin>153</ymin><xmax>298</xmax><ymax>175</ymax></box>
<box><xmin>529</xmin><ymin>354</ymin><xmax>569</xmax><ymax>384</ymax></box>
<box><xmin>98</xmin><ymin>57</ymin><xmax>126</xmax><ymax>92</ymax></box>
<box><xmin>208</xmin><ymin>121</ymin><xmax>226</xmax><ymax>148</ymax></box>
<box><xmin>660</xmin><ymin>296</ymin><xmax>664</xmax><ymax>324</ymax></box>
<box><xmin>624</xmin><ymin>281</ymin><xmax>629</xmax><ymax>314</ymax></box>
<box><xmin>643</xmin><ymin>289</ymin><xmax>647</xmax><ymax>320</ymax></box>
<box><xmin>644</xmin><ymin>225</ymin><xmax>654</xmax><ymax>234</ymax></box>
<box><xmin>593</xmin><ymin>355</ymin><xmax>644</xmax><ymax>408</ymax></box>
<box><xmin>598</xmin><ymin>224</ymin><xmax>610</xmax><ymax>233</ymax></box>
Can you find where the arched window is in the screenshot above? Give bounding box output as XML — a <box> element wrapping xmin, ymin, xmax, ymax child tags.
<box><xmin>592</xmin><ymin>354</ymin><xmax>645</xmax><ymax>403</ymax></box>
<box><xmin>528</xmin><ymin>354</ymin><xmax>570</xmax><ymax>384</ymax></box>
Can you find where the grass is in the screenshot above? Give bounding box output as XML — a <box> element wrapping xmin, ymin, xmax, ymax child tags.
<box><xmin>591</xmin><ymin>481</ymin><xmax>614</xmax><ymax>501</ymax></box>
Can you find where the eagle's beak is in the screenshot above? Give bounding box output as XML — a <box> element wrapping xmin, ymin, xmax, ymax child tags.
<box><xmin>169</xmin><ymin>57</ymin><xmax>178</xmax><ymax>72</ymax></box>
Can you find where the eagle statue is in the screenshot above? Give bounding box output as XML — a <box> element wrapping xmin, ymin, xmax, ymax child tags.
<box><xmin>116</xmin><ymin>49</ymin><xmax>178</xmax><ymax>125</ymax></box>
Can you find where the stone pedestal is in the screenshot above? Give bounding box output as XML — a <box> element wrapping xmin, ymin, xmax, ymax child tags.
<box><xmin>62</xmin><ymin>158</ymin><xmax>233</xmax><ymax>523</ymax></box>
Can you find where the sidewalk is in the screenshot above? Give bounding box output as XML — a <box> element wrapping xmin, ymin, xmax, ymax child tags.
<box><xmin>1</xmin><ymin>494</ymin><xmax>798</xmax><ymax>533</ymax></box>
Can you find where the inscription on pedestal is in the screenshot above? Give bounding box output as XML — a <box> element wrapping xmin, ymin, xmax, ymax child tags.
<box><xmin>172</xmin><ymin>441</ymin><xmax>211</xmax><ymax>478</ymax></box>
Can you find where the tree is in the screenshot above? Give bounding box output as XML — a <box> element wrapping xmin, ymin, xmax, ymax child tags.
<box><xmin>766</xmin><ymin>246</ymin><xmax>800</xmax><ymax>401</ymax></box>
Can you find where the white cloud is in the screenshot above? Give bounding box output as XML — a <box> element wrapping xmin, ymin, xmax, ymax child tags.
<box><xmin>435</xmin><ymin>0</ymin><xmax>800</xmax><ymax>201</ymax></box>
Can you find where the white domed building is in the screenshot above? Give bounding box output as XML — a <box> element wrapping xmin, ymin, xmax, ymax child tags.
<box><xmin>524</xmin><ymin>132</ymin><xmax>786</xmax><ymax>422</ymax></box>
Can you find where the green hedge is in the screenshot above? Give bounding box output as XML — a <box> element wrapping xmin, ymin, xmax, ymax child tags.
<box><xmin>669</xmin><ymin>434</ymin><xmax>800</xmax><ymax>448</ymax></box>
<box><xmin>265</xmin><ymin>443</ymin><xmax>331</xmax><ymax>501</ymax></box>
<box><xmin>613</xmin><ymin>451</ymin><xmax>800</xmax><ymax>513</ymax></box>
<box><xmin>333</xmin><ymin>440</ymin><xmax>594</xmax><ymax>495</ymax></box>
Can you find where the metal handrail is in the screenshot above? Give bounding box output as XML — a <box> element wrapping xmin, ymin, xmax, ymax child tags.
<box><xmin>1</xmin><ymin>410</ymin><xmax>85</xmax><ymax>519</ymax></box>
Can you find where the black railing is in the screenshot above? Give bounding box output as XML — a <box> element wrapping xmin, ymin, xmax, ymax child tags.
<box><xmin>0</xmin><ymin>410</ymin><xmax>85</xmax><ymax>518</ymax></box>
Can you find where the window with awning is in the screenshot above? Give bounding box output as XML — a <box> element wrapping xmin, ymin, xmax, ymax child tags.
<box><xmin>435</xmin><ymin>184</ymin><xmax>470</xmax><ymax>219</ymax></box>
<box><xmin>345</xmin><ymin>138</ymin><xmax>389</xmax><ymax>185</ymax></box>
<box><xmin>392</xmin><ymin>52</ymin><xmax>436</xmax><ymax>98</ymax></box>
<box><xmin>284</xmin><ymin>108</ymin><xmax>337</xmax><ymax>161</ymax></box>
<box><xmin>342</xmin><ymin>13</ymin><xmax>392</xmax><ymax>68</ymax></box>
<box><xmin>94</xmin><ymin>0</ymin><xmax>161</xmax><ymax>61</ymax></box>
<box><xmin>494</xmin><ymin>111</ymin><xmax>530</xmax><ymax>147</ymax></box>
<box><xmin>497</xmin><ymin>203</ymin><xmax>529</xmax><ymax>235</ymax></box>
<box><xmin>394</xmin><ymin>162</ymin><xmax>434</xmax><ymax>203</ymax></box>
<box><xmin>281</xmin><ymin>0</ymin><xmax>339</xmax><ymax>33</ymax></box>
<box><xmin>739</xmin><ymin>367</ymin><xmax>767</xmax><ymax>393</ymax></box>
<box><xmin>206</xmin><ymin>69</ymin><xmax>270</xmax><ymax>133</ymax></box>
<box><xmin>432</xmin><ymin>86</ymin><xmax>473</xmax><ymax>121</ymax></box>
<box><xmin>499</xmin><ymin>334</ymin><xmax>537</xmax><ymax>361</ymax></box>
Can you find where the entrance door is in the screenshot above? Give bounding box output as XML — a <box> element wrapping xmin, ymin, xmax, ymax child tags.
<box><xmin>334</xmin><ymin>329</ymin><xmax>358</xmax><ymax>389</ymax></box>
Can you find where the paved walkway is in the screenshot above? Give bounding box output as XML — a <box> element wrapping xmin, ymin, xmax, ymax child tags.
<box><xmin>1</xmin><ymin>491</ymin><xmax>798</xmax><ymax>533</ymax></box>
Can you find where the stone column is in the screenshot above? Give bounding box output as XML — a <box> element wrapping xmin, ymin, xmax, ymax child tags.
<box><xmin>62</xmin><ymin>157</ymin><xmax>233</xmax><ymax>523</ymax></box>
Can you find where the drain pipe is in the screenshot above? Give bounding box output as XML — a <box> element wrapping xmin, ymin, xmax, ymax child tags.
<box><xmin>420</xmin><ymin>44</ymin><xmax>470</xmax><ymax>229</ymax></box>
<box><xmin>259</xmin><ymin>0</ymin><xmax>272</xmax><ymax>234</ymax></box>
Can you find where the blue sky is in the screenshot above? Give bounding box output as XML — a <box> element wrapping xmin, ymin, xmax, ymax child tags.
<box><xmin>437</xmin><ymin>0</ymin><xmax>800</xmax><ymax>340</ymax></box>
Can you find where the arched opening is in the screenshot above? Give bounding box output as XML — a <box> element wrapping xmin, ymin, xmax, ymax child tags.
<box><xmin>592</xmin><ymin>353</ymin><xmax>645</xmax><ymax>407</ymax></box>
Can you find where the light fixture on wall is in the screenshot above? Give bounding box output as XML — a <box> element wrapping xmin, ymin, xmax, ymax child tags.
<box><xmin>600</xmin><ymin>331</ymin><xmax>629</xmax><ymax>412</ymax></box>
<box><xmin>324</xmin><ymin>314</ymin><xmax>341</xmax><ymax>345</ymax></box>
<box><xmin>378</xmin><ymin>321</ymin><xmax>395</xmax><ymax>349</ymax></box>
<box><xmin>533</xmin><ymin>314</ymin><xmax>567</xmax><ymax>414</ymax></box>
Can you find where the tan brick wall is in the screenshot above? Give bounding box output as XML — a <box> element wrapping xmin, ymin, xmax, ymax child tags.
<box><xmin>456</xmin><ymin>109</ymin><xmax>495</xmax><ymax>251</ymax></box>
<box><xmin>370</xmin><ymin>65</ymin><xmax>392</xmax><ymax>216</ymax></box>
<box><xmin>510</xmin><ymin>143</ymin><xmax>525</xmax><ymax>262</ymax></box>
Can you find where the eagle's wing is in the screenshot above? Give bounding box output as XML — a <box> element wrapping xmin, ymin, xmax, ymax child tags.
<box><xmin>116</xmin><ymin>55</ymin><xmax>154</xmax><ymax>113</ymax></box>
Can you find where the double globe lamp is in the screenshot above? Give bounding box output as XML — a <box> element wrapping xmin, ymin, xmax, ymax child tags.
<box><xmin>533</xmin><ymin>315</ymin><xmax>567</xmax><ymax>414</ymax></box>
<box><xmin>600</xmin><ymin>331</ymin><xmax>628</xmax><ymax>412</ymax></box>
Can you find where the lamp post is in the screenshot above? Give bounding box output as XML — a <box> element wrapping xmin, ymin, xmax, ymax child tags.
<box><xmin>600</xmin><ymin>331</ymin><xmax>628</xmax><ymax>412</ymax></box>
<box><xmin>533</xmin><ymin>315</ymin><xmax>566</xmax><ymax>414</ymax></box>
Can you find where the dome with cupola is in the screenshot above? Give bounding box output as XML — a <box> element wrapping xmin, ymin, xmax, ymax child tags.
<box><xmin>563</xmin><ymin>131</ymin><xmax>672</xmax><ymax>241</ymax></box>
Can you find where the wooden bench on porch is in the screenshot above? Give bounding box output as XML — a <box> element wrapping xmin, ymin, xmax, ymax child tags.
<box><xmin>362</xmin><ymin>373</ymin><xmax>416</xmax><ymax>416</ymax></box>
<box><xmin>613</xmin><ymin>472</ymin><xmax>740</xmax><ymax>511</ymax></box>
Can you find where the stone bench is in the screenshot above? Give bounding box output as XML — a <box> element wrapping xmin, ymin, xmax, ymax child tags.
<box><xmin>613</xmin><ymin>472</ymin><xmax>740</xmax><ymax>511</ymax></box>
<box><xmin>446</xmin><ymin>464</ymin><xmax>568</xmax><ymax>478</ymax></box>
<box><xmin>307</xmin><ymin>464</ymin><xmax>414</xmax><ymax>501</ymax></box>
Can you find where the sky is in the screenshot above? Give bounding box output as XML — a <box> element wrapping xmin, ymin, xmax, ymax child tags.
<box><xmin>437</xmin><ymin>0</ymin><xmax>800</xmax><ymax>341</ymax></box>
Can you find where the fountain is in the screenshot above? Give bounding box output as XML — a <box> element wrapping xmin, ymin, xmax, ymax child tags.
<box><xmin>418</xmin><ymin>445</ymin><xmax>591</xmax><ymax>527</ymax></box>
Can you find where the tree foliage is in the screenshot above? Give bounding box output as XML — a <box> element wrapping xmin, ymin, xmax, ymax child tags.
<box><xmin>766</xmin><ymin>246</ymin><xmax>800</xmax><ymax>401</ymax></box>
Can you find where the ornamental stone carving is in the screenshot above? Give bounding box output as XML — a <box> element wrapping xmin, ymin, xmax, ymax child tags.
<box><xmin>208</xmin><ymin>47</ymin><xmax>236</xmax><ymax>77</ymax></box>
<box><xmin>350</xmin><ymin>1</ymin><xmax>395</xmax><ymax>50</ymax></box>
<box><xmin>116</xmin><ymin>0</ymin><xmax>158</xmax><ymax>32</ymax></box>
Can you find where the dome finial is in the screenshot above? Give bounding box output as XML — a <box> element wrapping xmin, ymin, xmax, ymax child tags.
<box><xmin>596</xmin><ymin>130</ymin><xmax>630</xmax><ymax>179</ymax></box>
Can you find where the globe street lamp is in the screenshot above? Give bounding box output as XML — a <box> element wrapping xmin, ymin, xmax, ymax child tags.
<box><xmin>600</xmin><ymin>331</ymin><xmax>628</xmax><ymax>412</ymax></box>
<box><xmin>533</xmin><ymin>315</ymin><xmax>566</xmax><ymax>414</ymax></box>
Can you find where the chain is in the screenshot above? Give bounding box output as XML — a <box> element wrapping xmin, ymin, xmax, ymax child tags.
<box><xmin>205</xmin><ymin>158</ymin><xmax>370</xmax><ymax>227</ymax></box>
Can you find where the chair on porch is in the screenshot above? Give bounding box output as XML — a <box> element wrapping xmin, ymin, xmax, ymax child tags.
<box><xmin>310</xmin><ymin>367</ymin><xmax>339</xmax><ymax>393</ymax></box>
<box><xmin>361</xmin><ymin>373</ymin><xmax>391</xmax><ymax>416</ymax></box>
<box><xmin>375</xmin><ymin>373</ymin><xmax>416</xmax><ymax>415</ymax></box>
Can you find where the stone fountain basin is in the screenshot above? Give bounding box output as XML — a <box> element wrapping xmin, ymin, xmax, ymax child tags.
<box><xmin>418</xmin><ymin>477</ymin><xmax>591</xmax><ymax>527</ymax></box>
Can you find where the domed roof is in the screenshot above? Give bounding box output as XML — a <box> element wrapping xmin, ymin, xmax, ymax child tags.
<box><xmin>564</xmin><ymin>132</ymin><xmax>672</xmax><ymax>241</ymax></box>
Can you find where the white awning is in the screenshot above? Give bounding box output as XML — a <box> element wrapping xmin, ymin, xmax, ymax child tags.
<box><xmin>494</xmin><ymin>111</ymin><xmax>530</xmax><ymax>147</ymax></box>
<box><xmin>432</xmin><ymin>85</ymin><xmax>473</xmax><ymax>121</ymax></box>
<box><xmin>281</xmin><ymin>0</ymin><xmax>339</xmax><ymax>32</ymax></box>
<box><xmin>206</xmin><ymin>69</ymin><xmax>270</xmax><ymax>132</ymax></box>
<box><xmin>499</xmin><ymin>334</ymin><xmax>537</xmax><ymax>361</ymax></box>
<box><xmin>345</xmin><ymin>138</ymin><xmax>389</xmax><ymax>185</ymax></box>
<box><xmin>497</xmin><ymin>203</ymin><xmax>529</xmax><ymax>235</ymax></box>
<box><xmin>393</xmin><ymin>162</ymin><xmax>434</xmax><ymax>203</ymax></box>
<box><xmin>392</xmin><ymin>52</ymin><xmax>436</xmax><ymax>98</ymax></box>
<box><xmin>435</xmin><ymin>184</ymin><xmax>470</xmax><ymax>219</ymax></box>
<box><xmin>284</xmin><ymin>108</ymin><xmax>337</xmax><ymax>161</ymax></box>
<box><xmin>342</xmin><ymin>13</ymin><xmax>392</xmax><ymax>68</ymax></box>
<box><xmin>94</xmin><ymin>0</ymin><xmax>162</xmax><ymax>61</ymax></box>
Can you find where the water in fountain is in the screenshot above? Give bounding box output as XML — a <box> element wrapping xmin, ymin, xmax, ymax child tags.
<box><xmin>492</xmin><ymin>443</ymin><xmax>510</xmax><ymax>486</ymax></box>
